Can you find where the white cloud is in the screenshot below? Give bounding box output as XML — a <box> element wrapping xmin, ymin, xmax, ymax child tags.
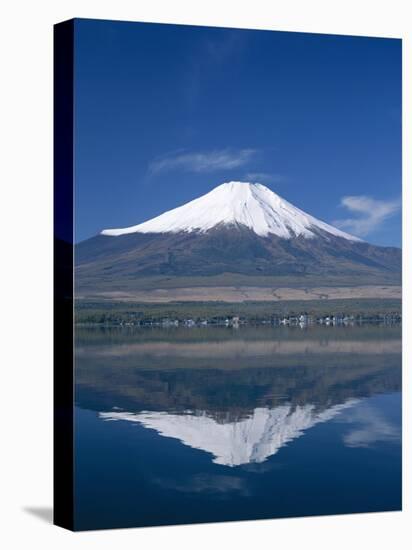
<box><xmin>333</xmin><ymin>195</ymin><xmax>400</xmax><ymax>237</ymax></box>
<box><xmin>148</xmin><ymin>148</ymin><xmax>257</xmax><ymax>175</ymax></box>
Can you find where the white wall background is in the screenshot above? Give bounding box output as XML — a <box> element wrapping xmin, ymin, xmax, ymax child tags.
<box><xmin>0</xmin><ymin>1</ymin><xmax>410</xmax><ymax>548</ymax></box>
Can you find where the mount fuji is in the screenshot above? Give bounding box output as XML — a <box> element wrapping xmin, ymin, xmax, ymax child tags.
<box><xmin>101</xmin><ymin>181</ymin><xmax>359</xmax><ymax>241</ymax></box>
<box><xmin>76</xmin><ymin>181</ymin><xmax>401</xmax><ymax>297</ymax></box>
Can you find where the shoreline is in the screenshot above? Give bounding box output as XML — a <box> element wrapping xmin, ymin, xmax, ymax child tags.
<box><xmin>75</xmin><ymin>316</ymin><xmax>401</xmax><ymax>329</ymax></box>
<box><xmin>75</xmin><ymin>297</ymin><xmax>401</xmax><ymax>327</ymax></box>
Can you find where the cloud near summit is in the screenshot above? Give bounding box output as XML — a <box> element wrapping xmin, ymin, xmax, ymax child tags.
<box><xmin>148</xmin><ymin>148</ymin><xmax>257</xmax><ymax>175</ymax></box>
<box><xmin>333</xmin><ymin>195</ymin><xmax>400</xmax><ymax>237</ymax></box>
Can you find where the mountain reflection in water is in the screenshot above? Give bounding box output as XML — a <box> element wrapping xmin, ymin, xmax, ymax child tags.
<box><xmin>76</xmin><ymin>325</ymin><xmax>400</xmax><ymax>465</ymax></box>
<box><xmin>101</xmin><ymin>401</ymin><xmax>359</xmax><ymax>466</ymax></box>
<box><xmin>74</xmin><ymin>325</ymin><xmax>401</xmax><ymax>529</ymax></box>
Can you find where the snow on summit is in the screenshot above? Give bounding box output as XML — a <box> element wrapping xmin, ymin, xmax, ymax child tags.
<box><xmin>101</xmin><ymin>181</ymin><xmax>359</xmax><ymax>241</ymax></box>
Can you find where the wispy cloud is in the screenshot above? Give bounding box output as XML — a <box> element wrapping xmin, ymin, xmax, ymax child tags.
<box><xmin>204</xmin><ymin>31</ymin><xmax>246</xmax><ymax>63</ymax></box>
<box><xmin>148</xmin><ymin>148</ymin><xmax>257</xmax><ymax>175</ymax></box>
<box><xmin>333</xmin><ymin>195</ymin><xmax>401</xmax><ymax>237</ymax></box>
<box><xmin>244</xmin><ymin>172</ymin><xmax>285</xmax><ymax>184</ymax></box>
<box><xmin>183</xmin><ymin>31</ymin><xmax>248</xmax><ymax>107</ymax></box>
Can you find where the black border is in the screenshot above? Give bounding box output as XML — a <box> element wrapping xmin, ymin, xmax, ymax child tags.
<box><xmin>53</xmin><ymin>18</ymin><xmax>75</xmax><ymax>531</ymax></box>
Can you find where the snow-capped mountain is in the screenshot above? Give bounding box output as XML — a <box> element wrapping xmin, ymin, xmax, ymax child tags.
<box><xmin>76</xmin><ymin>181</ymin><xmax>401</xmax><ymax>296</ymax></box>
<box><xmin>100</xmin><ymin>401</ymin><xmax>357</xmax><ymax>467</ymax></box>
<box><xmin>101</xmin><ymin>181</ymin><xmax>359</xmax><ymax>241</ymax></box>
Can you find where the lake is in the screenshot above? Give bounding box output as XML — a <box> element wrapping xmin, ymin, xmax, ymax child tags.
<box><xmin>74</xmin><ymin>324</ymin><xmax>401</xmax><ymax>530</ymax></box>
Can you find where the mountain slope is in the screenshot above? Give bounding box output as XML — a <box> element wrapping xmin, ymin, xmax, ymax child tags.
<box><xmin>101</xmin><ymin>181</ymin><xmax>359</xmax><ymax>240</ymax></box>
<box><xmin>76</xmin><ymin>182</ymin><xmax>401</xmax><ymax>296</ymax></box>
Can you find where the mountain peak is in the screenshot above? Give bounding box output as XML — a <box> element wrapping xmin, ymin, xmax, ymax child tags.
<box><xmin>101</xmin><ymin>181</ymin><xmax>360</xmax><ymax>241</ymax></box>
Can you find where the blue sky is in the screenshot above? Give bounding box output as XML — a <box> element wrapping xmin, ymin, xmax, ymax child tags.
<box><xmin>74</xmin><ymin>19</ymin><xmax>401</xmax><ymax>246</ymax></box>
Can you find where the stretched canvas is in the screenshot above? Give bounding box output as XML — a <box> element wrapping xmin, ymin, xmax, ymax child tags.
<box><xmin>54</xmin><ymin>18</ymin><xmax>402</xmax><ymax>531</ymax></box>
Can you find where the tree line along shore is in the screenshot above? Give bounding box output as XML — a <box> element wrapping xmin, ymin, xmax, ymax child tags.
<box><xmin>75</xmin><ymin>298</ymin><xmax>401</xmax><ymax>327</ymax></box>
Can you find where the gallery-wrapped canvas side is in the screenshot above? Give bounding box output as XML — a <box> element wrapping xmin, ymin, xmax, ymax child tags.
<box><xmin>53</xmin><ymin>19</ymin><xmax>74</xmax><ymax>531</ymax></box>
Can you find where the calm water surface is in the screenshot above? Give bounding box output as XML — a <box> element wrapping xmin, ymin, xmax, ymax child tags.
<box><xmin>75</xmin><ymin>325</ymin><xmax>401</xmax><ymax>530</ymax></box>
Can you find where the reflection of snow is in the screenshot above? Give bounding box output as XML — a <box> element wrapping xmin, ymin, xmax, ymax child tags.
<box><xmin>341</xmin><ymin>404</ymin><xmax>400</xmax><ymax>448</ymax></box>
<box><xmin>100</xmin><ymin>400</ymin><xmax>357</xmax><ymax>467</ymax></box>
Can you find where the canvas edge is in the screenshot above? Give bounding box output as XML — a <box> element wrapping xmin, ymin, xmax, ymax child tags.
<box><xmin>53</xmin><ymin>18</ymin><xmax>75</xmax><ymax>531</ymax></box>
